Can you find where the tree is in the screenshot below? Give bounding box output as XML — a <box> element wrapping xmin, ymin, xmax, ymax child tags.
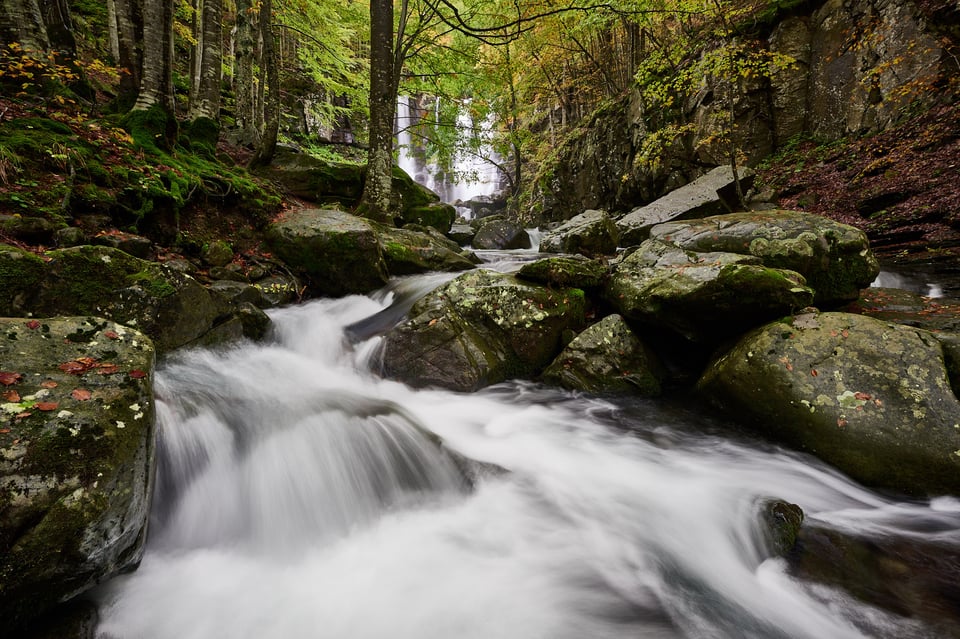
<box><xmin>249</xmin><ymin>0</ymin><xmax>280</xmax><ymax>167</ymax></box>
<box><xmin>188</xmin><ymin>0</ymin><xmax>223</xmax><ymax>122</ymax></box>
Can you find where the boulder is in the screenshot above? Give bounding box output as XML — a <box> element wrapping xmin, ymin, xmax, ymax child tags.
<box><xmin>0</xmin><ymin>244</ymin><xmax>46</xmax><ymax>315</ymax></box>
<box><xmin>698</xmin><ymin>311</ymin><xmax>960</xmax><ymax>496</ymax></box>
<box><xmin>650</xmin><ymin>210</ymin><xmax>880</xmax><ymax>306</ymax></box>
<box><xmin>399</xmin><ymin>202</ymin><xmax>456</xmax><ymax>233</ymax></box>
<box><xmin>0</xmin><ymin>317</ymin><xmax>155</xmax><ymax>634</ymax></box>
<box><xmin>92</xmin><ymin>231</ymin><xmax>153</xmax><ymax>259</ymax></box>
<box><xmin>257</xmin><ymin>150</ymin><xmax>364</xmax><ymax>206</ymax></box>
<box><xmin>542</xmin><ymin>314</ymin><xmax>664</xmax><ymax>395</ymax></box>
<box><xmin>379</xmin><ymin>226</ymin><xmax>477</xmax><ymax>275</ymax></box>
<box><xmin>0</xmin><ymin>215</ymin><xmax>60</xmax><ymax>244</ymax></box>
<box><xmin>448</xmin><ymin>224</ymin><xmax>475</xmax><ymax>246</ymax></box>
<box><xmin>538</xmin><ymin>209</ymin><xmax>619</xmax><ymax>257</ymax></box>
<box><xmin>201</xmin><ymin>240</ymin><xmax>234</xmax><ymax>267</ymax></box>
<box><xmin>517</xmin><ymin>254</ymin><xmax>608</xmax><ymax>289</ymax></box>
<box><xmin>617</xmin><ymin>165</ymin><xmax>755</xmax><ymax>246</ymax></box>
<box><xmin>265</xmin><ymin>208</ymin><xmax>389</xmax><ymax>297</ymax></box>
<box><xmin>379</xmin><ymin>269</ymin><xmax>586</xmax><ymax>391</ymax></box>
<box><xmin>604</xmin><ymin>239</ymin><xmax>814</xmax><ymax>342</ymax></box>
<box><xmin>471</xmin><ymin>216</ymin><xmax>531</xmax><ymax>250</ymax></box>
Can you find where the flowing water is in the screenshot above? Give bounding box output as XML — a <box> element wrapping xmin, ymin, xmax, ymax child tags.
<box><xmin>95</xmin><ymin>265</ymin><xmax>960</xmax><ymax>639</ymax></box>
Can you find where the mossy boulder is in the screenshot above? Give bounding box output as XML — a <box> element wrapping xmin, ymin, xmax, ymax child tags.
<box><xmin>604</xmin><ymin>239</ymin><xmax>815</xmax><ymax>342</ymax></box>
<box><xmin>650</xmin><ymin>210</ymin><xmax>879</xmax><ymax>306</ymax></box>
<box><xmin>517</xmin><ymin>254</ymin><xmax>609</xmax><ymax>289</ymax></box>
<box><xmin>0</xmin><ymin>244</ymin><xmax>47</xmax><ymax>315</ymax></box>
<box><xmin>0</xmin><ymin>317</ymin><xmax>155</xmax><ymax>635</ymax></box>
<box><xmin>259</xmin><ymin>150</ymin><xmax>365</xmax><ymax>205</ymax></box>
<box><xmin>542</xmin><ymin>314</ymin><xmax>664</xmax><ymax>395</ymax></box>
<box><xmin>539</xmin><ymin>209</ymin><xmax>620</xmax><ymax>257</ymax></box>
<box><xmin>698</xmin><ymin>311</ymin><xmax>960</xmax><ymax>496</ymax></box>
<box><xmin>471</xmin><ymin>216</ymin><xmax>531</xmax><ymax>250</ymax></box>
<box><xmin>399</xmin><ymin>202</ymin><xmax>456</xmax><ymax>233</ymax></box>
<box><xmin>390</xmin><ymin>165</ymin><xmax>440</xmax><ymax>212</ymax></box>
<box><xmin>30</xmin><ymin>246</ymin><xmax>234</xmax><ymax>354</ymax></box>
<box><xmin>266</xmin><ymin>208</ymin><xmax>389</xmax><ymax>297</ymax></box>
<box><xmin>379</xmin><ymin>226</ymin><xmax>476</xmax><ymax>275</ymax></box>
<box><xmin>379</xmin><ymin>269</ymin><xmax>586</xmax><ymax>391</ymax></box>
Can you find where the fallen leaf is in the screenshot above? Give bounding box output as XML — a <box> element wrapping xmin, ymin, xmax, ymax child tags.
<box><xmin>15</xmin><ymin>411</ymin><xmax>31</xmax><ymax>419</ymax></box>
<box><xmin>0</xmin><ymin>371</ymin><xmax>22</xmax><ymax>386</ymax></box>
<box><xmin>2</xmin><ymin>390</ymin><xmax>20</xmax><ymax>402</ymax></box>
<box><xmin>71</xmin><ymin>389</ymin><xmax>92</xmax><ymax>401</ymax></box>
<box><xmin>59</xmin><ymin>357</ymin><xmax>99</xmax><ymax>374</ymax></box>
<box><xmin>40</xmin><ymin>380</ymin><xmax>58</xmax><ymax>389</ymax></box>
<box><xmin>129</xmin><ymin>369</ymin><xmax>147</xmax><ymax>379</ymax></box>
<box><xmin>103</xmin><ymin>330</ymin><xmax>119</xmax><ymax>340</ymax></box>
<box><xmin>810</xmin><ymin>369</ymin><xmax>819</xmax><ymax>377</ymax></box>
<box><xmin>25</xmin><ymin>320</ymin><xmax>40</xmax><ymax>329</ymax></box>
<box><xmin>0</xmin><ymin>428</ymin><xmax>9</xmax><ymax>434</ymax></box>
<box><xmin>96</xmin><ymin>363</ymin><xmax>120</xmax><ymax>375</ymax></box>
<box><xmin>36</xmin><ymin>402</ymin><xmax>59</xmax><ymax>411</ymax></box>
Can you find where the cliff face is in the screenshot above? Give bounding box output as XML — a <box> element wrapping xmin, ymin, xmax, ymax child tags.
<box><xmin>528</xmin><ymin>0</ymin><xmax>960</xmax><ymax>224</ymax></box>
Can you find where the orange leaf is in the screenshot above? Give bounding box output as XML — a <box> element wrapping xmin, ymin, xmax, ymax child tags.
<box><xmin>36</xmin><ymin>401</ymin><xmax>59</xmax><ymax>411</ymax></box>
<box><xmin>96</xmin><ymin>363</ymin><xmax>119</xmax><ymax>375</ymax></box>
<box><xmin>25</xmin><ymin>319</ymin><xmax>40</xmax><ymax>329</ymax></box>
<box><xmin>3</xmin><ymin>390</ymin><xmax>20</xmax><ymax>402</ymax></box>
<box><xmin>129</xmin><ymin>369</ymin><xmax>147</xmax><ymax>379</ymax></box>
<box><xmin>71</xmin><ymin>388</ymin><xmax>92</xmax><ymax>401</ymax></box>
<box><xmin>0</xmin><ymin>371</ymin><xmax>22</xmax><ymax>386</ymax></box>
<box><xmin>40</xmin><ymin>380</ymin><xmax>58</xmax><ymax>388</ymax></box>
<box><xmin>103</xmin><ymin>330</ymin><xmax>119</xmax><ymax>340</ymax></box>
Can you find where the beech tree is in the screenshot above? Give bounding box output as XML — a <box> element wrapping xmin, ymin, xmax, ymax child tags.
<box><xmin>188</xmin><ymin>0</ymin><xmax>223</xmax><ymax>122</ymax></box>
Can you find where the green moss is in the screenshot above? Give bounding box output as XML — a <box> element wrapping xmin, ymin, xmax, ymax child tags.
<box><xmin>121</xmin><ymin>104</ymin><xmax>178</xmax><ymax>154</ymax></box>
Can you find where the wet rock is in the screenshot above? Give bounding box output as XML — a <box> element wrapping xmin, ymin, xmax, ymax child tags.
<box><xmin>539</xmin><ymin>209</ymin><xmax>619</xmax><ymax>257</ymax></box>
<box><xmin>400</xmin><ymin>202</ymin><xmax>456</xmax><ymax>233</ymax></box>
<box><xmin>542</xmin><ymin>314</ymin><xmax>664</xmax><ymax>395</ymax></box>
<box><xmin>379</xmin><ymin>226</ymin><xmax>477</xmax><ymax>275</ymax></box>
<box><xmin>448</xmin><ymin>224</ymin><xmax>475</xmax><ymax>247</ymax></box>
<box><xmin>758</xmin><ymin>500</ymin><xmax>804</xmax><ymax>557</ymax></box>
<box><xmin>266</xmin><ymin>208</ymin><xmax>389</xmax><ymax>297</ymax></box>
<box><xmin>0</xmin><ymin>317</ymin><xmax>155</xmax><ymax>635</ymax></box>
<box><xmin>617</xmin><ymin>165</ymin><xmax>755</xmax><ymax>246</ymax></box>
<box><xmin>517</xmin><ymin>254</ymin><xmax>608</xmax><ymax>289</ymax></box>
<box><xmin>604</xmin><ymin>239</ymin><xmax>814</xmax><ymax>343</ymax></box>
<box><xmin>471</xmin><ymin>216</ymin><xmax>531</xmax><ymax>250</ymax></box>
<box><xmin>253</xmin><ymin>274</ymin><xmax>301</xmax><ymax>307</ymax></box>
<box><xmin>698</xmin><ymin>310</ymin><xmax>960</xmax><ymax>496</ymax></box>
<box><xmin>257</xmin><ymin>150</ymin><xmax>364</xmax><ymax>205</ymax></box>
<box><xmin>650</xmin><ymin>210</ymin><xmax>879</xmax><ymax>306</ymax></box>
<box><xmin>379</xmin><ymin>269</ymin><xmax>586</xmax><ymax>391</ymax></box>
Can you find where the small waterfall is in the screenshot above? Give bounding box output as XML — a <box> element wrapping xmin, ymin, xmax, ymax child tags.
<box><xmin>94</xmin><ymin>269</ymin><xmax>960</xmax><ymax>639</ymax></box>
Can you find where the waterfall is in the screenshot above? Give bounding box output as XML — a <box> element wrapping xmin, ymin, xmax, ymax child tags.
<box><xmin>95</xmin><ymin>265</ymin><xmax>960</xmax><ymax>639</ymax></box>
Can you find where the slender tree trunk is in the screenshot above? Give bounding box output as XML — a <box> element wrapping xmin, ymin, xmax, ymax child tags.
<box><xmin>188</xmin><ymin>0</ymin><xmax>222</xmax><ymax>121</ymax></box>
<box><xmin>249</xmin><ymin>0</ymin><xmax>278</xmax><ymax>167</ymax></box>
<box><xmin>233</xmin><ymin>0</ymin><xmax>257</xmax><ymax>145</ymax></box>
<box><xmin>114</xmin><ymin>0</ymin><xmax>143</xmax><ymax>108</ymax></box>
<box><xmin>133</xmin><ymin>0</ymin><xmax>169</xmax><ymax>110</ymax></box>
<box><xmin>359</xmin><ymin>0</ymin><xmax>396</xmax><ymax>224</ymax></box>
<box><xmin>0</xmin><ymin>0</ymin><xmax>48</xmax><ymax>52</ymax></box>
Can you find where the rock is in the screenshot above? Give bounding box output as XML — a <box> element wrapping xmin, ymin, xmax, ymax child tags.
<box><xmin>542</xmin><ymin>314</ymin><xmax>664</xmax><ymax>395</ymax></box>
<box><xmin>0</xmin><ymin>244</ymin><xmax>47</xmax><ymax>315</ymax></box>
<box><xmin>253</xmin><ymin>274</ymin><xmax>301</xmax><ymax>307</ymax></box>
<box><xmin>92</xmin><ymin>231</ymin><xmax>153</xmax><ymax>259</ymax></box>
<box><xmin>379</xmin><ymin>269</ymin><xmax>586</xmax><ymax>391</ymax></box>
<box><xmin>605</xmin><ymin>239</ymin><xmax>814</xmax><ymax>342</ymax></box>
<box><xmin>31</xmin><ymin>246</ymin><xmax>228</xmax><ymax>354</ymax></box>
<box><xmin>698</xmin><ymin>311</ymin><xmax>960</xmax><ymax>496</ymax></box>
<box><xmin>202</xmin><ymin>240</ymin><xmax>234</xmax><ymax>267</ymax></box>
<box><xmin>257</xmin><ymin>150</ymin><xmax>364</xmax><ymax>206</ymax></box>
<box><xmin>0</xmin><ymin>215</ymin><xmax>60</xmax><ymax>244</ymax></box>
<box><xmin>517</xmin><ymin>254</ymin><xmax>608</xmax><ymax>289</ymax></box>
<box><xmin>207</xmin><ymin>265</ymin><xmax>247</xmax><ymax>282</ymax></box>
<box><xmin>471</xmin><ymin>216</ymin><xmax>531</xmax><ymax>250</ymax></box>
<box><xmin>400</xmin><ymin>202</ymin><xmax>456</xmax><ymax>233</ymax></box>
<box><xmin>448</xmin><ymin>224</ymin><xmax>475</xmax><ymax>246</ymax></box>
<box><xmin>758</xmin><ymin>500</ymin><xmax>804</xmax><ymax>557</ymax></box>
<box><xmin>0</xmin><ymin>317</ymin><xmax>155</xmax><ymax>635</ymax></box>
<box><xmin>379</xmin><ymin>226</ymin><xmax>476</xmax><ymax>275</ymax></box>
<box><xmin>650</xmin><ymin>210</ymin><xmax>880</xmax><ymax>306</ymax></box>
<box><xmin>265</xmin><ymin>208</ymin><xmax>389</xmax><ymax>297</ymax></box>
<box><xmin>538</xmin><ymin>209</ymin><xmax>619</xmax><ymax>257</ymax></box>
<box><xmin>208</xmin><ymin>280</ymin><xmax>265</xmax><ymax>307</ymax></box>
<box><xmin>617</xmin><ymin>165</ymin><xmax>756</xmax><ymax>246</ymax></box>
<box><xmin>54</xmin><ymin>227</ymin><xmax>86</xmax><ymax>248</ymax></box>
<box><xmin>390</xmin><ymin>165</ymin><xmax>440</xmax><ymax>213</ymax></box>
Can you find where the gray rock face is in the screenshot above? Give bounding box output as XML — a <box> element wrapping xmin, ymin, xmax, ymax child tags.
<box><xmin>379</xmin><ymin>226</ymin><xmax>476</xmax><ymax>275</ymax></box>
<box><xmin>542</xmin><ymin>314</ymin><xmax>664</xmax><ymax>395</ymax></box>
<box><xmin>379</xmin><ymin>269</ymin><xmax>586</xmax><ymax>391</ymax></box>
<box><xmin>605</xmin><ymin>239</ymin><xmax>814</xmax><ymax>342</ymax></box>
<box><xmin>517</xmin><ymin>254</ymin><xmax>608</xmax><ymax>289</ymax></box>
<box><xmin>0</xmin><ymin>317</ymin><xmax>155</xmax><ymax>633</ymax></box>
<box><xmin>617</xmin><ymin>165</ymin><xmax>755</xmax><ymax>246</ymax></box>
<box><xmin>650</xmin><ymin>210</ymin><xmax>880</xmax><ymax>306</ymax></box>
<box><xmin>266</xmin><ymin>208</ymin><xmax>389</xmax><ymax>297</ymax></box>
<box><xmin>471</xmin><ymin>217</ymin><xmax>531</xmax><ymax>250</ymax></box>
<box><xmin>698</xmin><ymin>311</ymin><xmax>960</xmax><ymax>496</ymax></box>
<box><xmin>539</xmin><ymin>209</ymin><xmax>619</xmax><ymax>256</ymax></box>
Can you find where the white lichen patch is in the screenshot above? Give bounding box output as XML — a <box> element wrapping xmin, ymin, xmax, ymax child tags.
<box><xmin>116</xmin><ymin>420</ymin><xmax>126</xmax><ymax>429</ymax></box>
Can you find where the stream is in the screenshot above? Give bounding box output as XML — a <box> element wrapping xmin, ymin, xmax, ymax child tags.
<box><xmin>94</xmin><ymin>254</ymin><xmax>960</xmax><ymax>639</ymax></box>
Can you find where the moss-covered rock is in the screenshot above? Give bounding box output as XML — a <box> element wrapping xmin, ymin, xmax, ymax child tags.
<box><xmin>258</xmin><ymin>150</ymin><xmax>365</xmax><ymax>206</ymax></box>
<box><xmin>650</xmin><ymin>210</ymin><xmax>879</xmax><ymax>306</ymax></box>
<box><xmin>517</xmin><ymin>254</ymin><xmax>609</xmax><ymax>289</ymax></box>
<box><xmin>0</xmin><ymin>317</ymin><xmax>155</xmax><ymax>634</ymax></box>
<box><xmin>265</xmin><ymin>208</ymin><xmax>389</xmax><ymax>297</ymax></box>
<box><xmin>542</xmin><ymin>314</ymin><xmax>664</xmax><ymax>395</ymax></box>
<box><xmin>471</xmin><ymin>216</ymin><xmax>531</xmax><ymax>250</ymax></box>
<box><xmin>539</xmin><ymin>209</ymin><xmax>620</xmax><ymax>257</ymax></box>
<box><xmin>379</xmin><ymin>226</ymin><xmax>476</xmax><ymax>275</ymax></box>
<box><xmin>0</xmin><ymin>244</ymin><xmax>47</xmax><ymax>315</ymax></box>
<box><xmin>399</xmin><ymin>203</ymin><xmax>456</xmax><ymax>233</ymax></box>
<box><xmin>605</xmin><ymin>239</ymin><xmax>814</xmax><ymax>342</ymax></box>
<box><xmin>698</xmin><ymin>310</ymin><xmax>960</xmax><ymax>496</ymax></box>
<box><xmin>379</xmin><ymin>269</ymin><xmax>586</xmax><ymax>391</ymax></box>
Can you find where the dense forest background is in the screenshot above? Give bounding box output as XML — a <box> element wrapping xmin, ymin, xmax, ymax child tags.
<box><xmin>0</xmin><ymin>0</ymin><xmax>958</xmax><ymax>260</ymax></box>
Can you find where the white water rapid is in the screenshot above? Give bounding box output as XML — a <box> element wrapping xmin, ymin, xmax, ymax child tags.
<box><xmin>95</xmin><ymin>267</ymin><xmax>960</xmax><ymax>639</ymax></box>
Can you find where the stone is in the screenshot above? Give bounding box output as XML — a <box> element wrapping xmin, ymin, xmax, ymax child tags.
<box><xmin>698</xmin><ymin>311</ymin><xmax>960</xmax><ymax>496</ymax></box>
<box><xmin>92</xmin><ymin>231</ymin><xmax>153</xmax><ymax>259</ymax></box>
<box><xmin>379</xmin><ymin>269</ymin><xmax>586</xmax><ymax>391</ymax></box>
<box><xmin>542</xmin><ymin>314</ymin><xmax>664</xmax><ymax>395</ymax></box>
<box><xmin>400</xmin><ymin>202</ymin><xmax>456</xmax><ymax>233</ymax></box>
<box><xmin>471</xmin><ymin>216</ymin><xmax>531</xmax><ymax>250</ymax></box>
<box><xmin>538</xmin><ymin>209</ymin><xmax>620</xmax><ymax>257</ymax></box>
<box><xmin>0</xmin><ymin>215</ymin><xmax>59</xmax><ymax>244</ymax></box>
<box><xmin>617</xmin><ymin>165</ymin><xmax>756</xmax><ymax>246</ymax></box>
<box><xmin>604</xmin><ymin>239</ymin><xmax>814</xmax><ymax>342</ymax></box>
<box><xmin>650</xmin><ymin>210</ymin><xmax>880</xmax><ymax>306</ymax></box>
<box><xmin>517</xmin><ymin>254</ymin><xmax>608</xmax><ymax>289</ymax></box>
<box><xmin>202</xmin><ymin>240</ymin><xmax>234</xmax><ymax>267</ymax></box>
<box><xmin>0</xmin><ymin>317</ymin><xmax>155</xmax><ymax>634</ymax></box>
<box><xmin>448</xmin><ymin>224</ymin><xmax>475</xmax><ymax>246</ymax></box>
<box><xmin>379</xmin><ymin>226</ymin><xmax>477</xmax><ymax>275</ymax></box>
<box><xmin>0</xmin><ymin>244</ymin><xmax>46</xmax><ymax>315</ymax></box>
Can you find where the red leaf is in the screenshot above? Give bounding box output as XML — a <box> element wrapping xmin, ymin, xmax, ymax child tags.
<box><xmin>96</xmin><ymin>363</ymin><xmax>119</xmax><ymax>375</ymax></box>
<box><xmin>129</xmin><ymin>369</ymin><xmax>147</xmax><ymax>379</ymax></box>
<box><xmin>25</xmin><ymin>320</ymin><xmax>41</xmax><ymax>330</ymax></box>
<box><xmin>71</xmin><ymin>388</ymin><xmax>92</xmax><ymax>401</ymax></box>
<box><xmin>103</xmin><ymin>330</ymin><xmax>119</xmax><ymax>340</ymax></box>
<box><xmin>40</xmin><ymin>380</ymin><xmax>58</xmax><ymax>389</ymax></box>
<box><xmin>35</xmin><ymin>402</ymin><xmax>58</xmax><ymax>411</ymax></box>
<box><xmin>15</xmin><ymin>412</ymin><xmax>31</xmax><ymax>419</ymax></box>
<box><xmin>0</xmin><ymin>428</ymin><xmax>9</xmax><ymax>434</ymax></box>
<box><xmin>3</xmin><ymin>390</ymin><xmax>20</xmax><ymax>402</ymax></box>
<box><xmin>0</xmin><ymin>371</ymin><xmax>22</xmax><ymax>386</ymax></box>
<box><xmin>58</xmin><ymin>357</ymin><xmax>99</xmax><ymax>374</ymax></box>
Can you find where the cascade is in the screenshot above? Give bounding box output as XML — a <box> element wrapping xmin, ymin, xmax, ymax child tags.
<box><xmin>94</xmin><ymin>256</ymin><xmax>960</xmax><ymax>639</ymax></box>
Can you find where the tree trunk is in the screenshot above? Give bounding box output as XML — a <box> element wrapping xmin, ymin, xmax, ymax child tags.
<box><xmin>359</xmin><ymin>0</ymin><xmax>396</xmax><ymax>224</ymax></box>
<box><xmin>233</xmin><ymin>0</ymin><xmax>257</xmax><ymax>145</ymax></box>
<box><xmin>133</xmin><ymin>0</ymin><xmax>171</xmax><ymax>111</ymax></box>
<box><xmin>248</xmin><ymin>0</ymin><xmax>278</xmax><ymax>167</ymax></box>
<box><xmin>113</xmin><ymin>0</ymin><xmax>143</xmax><ymax>108</ymax></box>
<box><xmin>188</xmin><ymin>0</ymin><xmax>222</xmax><ymax>121</ymax></box>
<box><xmin>0</xmin><ymin>0</ymin><xmax>49</xmax><ymax>52</ymax></box>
